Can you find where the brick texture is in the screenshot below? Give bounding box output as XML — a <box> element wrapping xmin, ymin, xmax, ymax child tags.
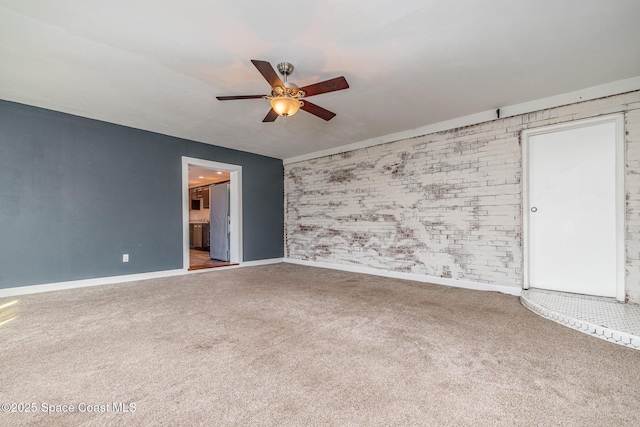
<box><xmin>284</xmin><ymin>91</ymin><xmax>640</xmax><ymax>300</ymax></box>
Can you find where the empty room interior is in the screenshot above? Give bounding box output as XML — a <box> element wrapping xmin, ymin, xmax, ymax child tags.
<box><xmin>2</xmin><ymin>1</ymin><xmax>640</xmax><ymax>425</ymax></box>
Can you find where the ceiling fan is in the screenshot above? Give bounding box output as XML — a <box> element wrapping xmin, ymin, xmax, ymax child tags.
<box><xmin>216</xmin><ymin>60</ymin><xmax>349</xmax><ymax>122</ymax></box>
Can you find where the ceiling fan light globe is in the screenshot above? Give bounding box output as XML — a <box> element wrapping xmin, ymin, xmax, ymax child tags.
<box><xmin>270</xmin><ymin>96</ymin><xmax>301</xmax><ymax>117</ymax></box>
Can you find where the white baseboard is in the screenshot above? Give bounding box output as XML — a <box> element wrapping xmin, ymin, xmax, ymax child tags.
<box><xmin>0</xmin><ymin>269</ymin><xmax>186</xmax><ymax>298</ymax></box>
<box><xmin>284</xmin><ymin>258</ymin><xmax>522</xmax><ymax>296</ymax></box>
<box><xmin>0</xmin><ymin>258</ymin><xmax>285</xmax><ymax>298</ymax></box>
<box><xmin>186</xmin><ymin>257</ymin><xmax>285</xmax><ymax>274</ymax></box>
<box><xmin>237</xmin><ymin>258</ymin><xmax>284</xmax><ymax>267</ymax></box>
<box><xmin>0</xmin><ymin>258</ymin><xmax>520</xmax><ymax>298</ymax></box>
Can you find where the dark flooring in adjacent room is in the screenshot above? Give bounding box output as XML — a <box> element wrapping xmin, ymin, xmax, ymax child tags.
<box><xmin>189</xmin><ymin>249</ymin><xmax>235</xmax><ymax>270</ymax></box>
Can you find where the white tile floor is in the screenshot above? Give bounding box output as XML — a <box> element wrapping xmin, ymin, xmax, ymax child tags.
<box><xmin>521</xmin><ymin>288</ymin><xmax>640</xmax><ymax>350</ymax></box>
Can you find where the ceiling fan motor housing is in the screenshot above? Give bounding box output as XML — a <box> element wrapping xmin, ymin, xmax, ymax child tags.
<box><xmin>271</xmin><ymin>83</ymin><xmax>305</xmax><ymax>98</ymax></box>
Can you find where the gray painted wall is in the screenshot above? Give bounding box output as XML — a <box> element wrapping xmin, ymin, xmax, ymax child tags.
<box><xmin>0</xmin><ymin>100</ymin><xmax>284</xmax><ymax>289</ymax></box>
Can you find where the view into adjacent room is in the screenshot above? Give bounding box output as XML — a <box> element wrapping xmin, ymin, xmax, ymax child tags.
<box><xmin>188</xmin><ymin>166</ymin><xmax>233</xmax><ymax>270</ymax></box>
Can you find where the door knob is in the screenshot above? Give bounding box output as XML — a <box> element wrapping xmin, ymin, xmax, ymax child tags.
<box><xmin>531</xmin><ymin>207</ymin><xmax>538</xmax><ymax>212</ymax></box>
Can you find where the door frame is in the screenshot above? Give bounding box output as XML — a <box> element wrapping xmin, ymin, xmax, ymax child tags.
<box><xmin>521</xmin><ymin>114</ymin><xmax>625</xmax><ymax>301</ymax></box>
<box><xmin>182</xmin><ymin>157</ymin><xmax>243</xmax><ymax>270</ymax></box>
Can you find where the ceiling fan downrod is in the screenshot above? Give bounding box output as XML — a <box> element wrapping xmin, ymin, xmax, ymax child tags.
<box><xmin>277</xmin><ymin>62</ymin><xmax>294</xmax><ymax>80</ymax></box>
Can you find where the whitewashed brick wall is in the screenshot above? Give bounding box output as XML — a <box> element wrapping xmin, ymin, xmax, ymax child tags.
<box><xmin>626</xmin><ymin>105</ymin><xmax>640</xmax><ymax>302</ymax></box>
<box><xmin>284</xmin><ymin>90</ymin><xmax>640</xmax><ymax>301</ymax></box>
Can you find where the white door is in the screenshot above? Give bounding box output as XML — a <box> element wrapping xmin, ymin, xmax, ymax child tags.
<box><xmin>523</xmin><ymin>115</ymin><xmax>623</xmax><ymax>299</ymax></box>
<box><xmin>209</xmin><ymin>183</ymin><xmax>230</xmax><ymax>262</ymax></box>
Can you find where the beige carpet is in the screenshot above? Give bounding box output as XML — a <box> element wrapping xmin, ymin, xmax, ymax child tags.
<box><xmin>1</xmin><ymin>264</ymin><xmax>638</xmax><ymax>426</ymax></box>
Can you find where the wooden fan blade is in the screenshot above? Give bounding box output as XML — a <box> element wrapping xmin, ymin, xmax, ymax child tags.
<box><xmin>251</xmin><ymin>60</ymin><xmax>284</xmax><ymax>89</ymax></box>
<box><xmin>300</xmin><ymin>101</ymin><xmax>336</xmax><ymax>121</ymax></box>
<box><xmin>263</xmin><ymin>108</ymin><xmax>279</xmax><ymax>122</ymax></box>
<box><xmin>216</xmin><ymin>95</ymin><xmax>265</xmax><ymax>100</ymax></box>
<box><xmin>299</xmin><ymin>76</ymin><xmax>349</xmax><ymax>97</ymax></box>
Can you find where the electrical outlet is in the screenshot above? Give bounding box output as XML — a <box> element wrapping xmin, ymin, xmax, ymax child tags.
<box><xmin>122</xmin><ymin>254</ymin><xmax>129</xmax><ymax>263</ymax></box>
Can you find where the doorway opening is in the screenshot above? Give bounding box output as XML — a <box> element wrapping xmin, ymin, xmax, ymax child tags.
<box><xmin>182</xmin><ymin>157</ymin><xmax>243</xmax><ymax>271</ymax></box>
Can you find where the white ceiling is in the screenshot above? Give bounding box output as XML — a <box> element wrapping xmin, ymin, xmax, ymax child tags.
<box><xmin>188</xmin><ymin>166</ymin><xmax>229</xmax><ymax>188</ymax></box>
<box><xmin>1</xmin><ymin>1</ymin><xmax>639</xmax><ymax>160</ymax></box>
